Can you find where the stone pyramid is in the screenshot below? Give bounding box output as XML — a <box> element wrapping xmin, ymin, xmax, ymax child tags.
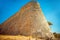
<box><xmin>0</xmin><ymin>1</ymin><xmax>54</xmax><ymax>39</ymax></box>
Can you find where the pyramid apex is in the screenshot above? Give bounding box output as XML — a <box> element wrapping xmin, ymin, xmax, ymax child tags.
<box><xmin>28</xmin><ymin>1</ymin><xmax>40</xmax><ymax>9</ymax></box>
<box><xmin>31</xmin><ymin>0</ymin><xmax>37</xmax><ymax>2</ymax></box>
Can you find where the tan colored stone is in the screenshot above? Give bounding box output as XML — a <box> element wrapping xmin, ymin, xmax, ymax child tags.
<box><xmin>0</xmin><ymin>1</ymin><xmax>54</xmax><ymax>39</ymax></box>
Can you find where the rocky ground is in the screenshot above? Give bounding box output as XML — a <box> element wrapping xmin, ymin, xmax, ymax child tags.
<box><xmin>0</xmin><ymin>35</ymin><xmax>60</xmax><ymax>40</ymax></box>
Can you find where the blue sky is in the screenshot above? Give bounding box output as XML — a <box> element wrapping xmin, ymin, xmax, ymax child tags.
<box><xmin>0</xmin><ymin>0</ymin><xmax>60</xmax><ymax>33</ymax></box>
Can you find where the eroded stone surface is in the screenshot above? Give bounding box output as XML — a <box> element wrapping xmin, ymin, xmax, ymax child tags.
<box><xmin>0</xmin><ymin>1</ymin><xmax>54</xmax><ymax>39</ymax></box>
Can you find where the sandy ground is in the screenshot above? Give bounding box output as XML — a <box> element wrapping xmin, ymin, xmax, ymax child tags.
<box><xmin>0</xmin><ymin>35</ymin><xmax>38</xmax><ymax>40</ymax></box>
<box><xmin>0</xmin><ymin>35</ymin><xmax>60</xmax><ymax>40</ymax></box>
